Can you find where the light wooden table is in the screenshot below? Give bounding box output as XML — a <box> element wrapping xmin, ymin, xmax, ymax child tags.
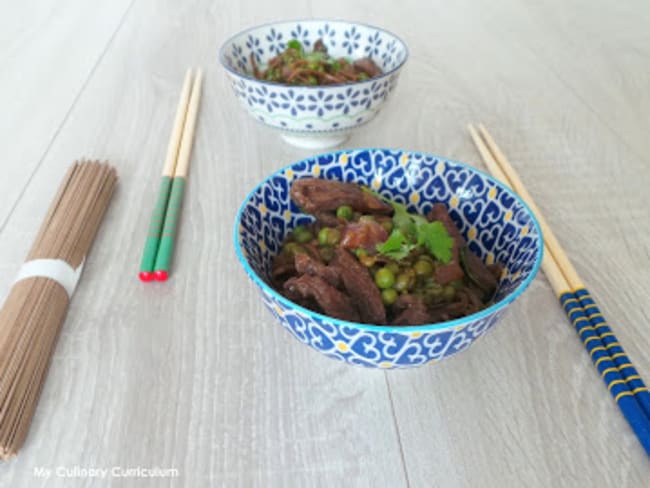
<box><xmin>1</xmin><ymin>0</ymin><xmax>649</xmax><ymax>486</ymax></box>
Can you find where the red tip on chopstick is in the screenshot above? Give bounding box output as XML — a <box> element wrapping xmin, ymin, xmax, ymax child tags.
<box><xmin>154</xmin><ymin>270</ymin><xmax>169</xmax><ymax>281</ymax></box>
<box><xmin>139</xmin><ymin>271</ymin><xmax>155</xmax><ymax>282</ymax></box>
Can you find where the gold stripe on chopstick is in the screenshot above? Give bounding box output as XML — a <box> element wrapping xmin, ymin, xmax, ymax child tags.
<box><xmin>595</xmin><ymin>356</ymin><xmax>611</xmax><ymax>368</ymax></box>
<box><xmin>601</xmin><ymin>367</ymin><xmax>618</xmax><ymax>377</ymax></box>
<box><xmin>614</xmin><ymin>391</ymin><xmax>633</xmax><ymax>403</ymax></box>
<box><xmin>608</xmin><ymin>380</ymin><xmax>625</xmax><ymax>392</ymax></box>
<box><xmin>572</xmin><ymin>316</ymin><xmax>590</xmax><ymax>327</ymax></box>
<box><xmin>590</xmin><ymin>346</ymin><xmax>606</xmax><ymax>357</ymax></box>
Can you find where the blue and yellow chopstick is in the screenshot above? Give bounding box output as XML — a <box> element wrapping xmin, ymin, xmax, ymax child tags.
<box><xmin>572</xmin><ymin>288</ymin><xmax>650</xmax><ymax>416</ymax></box>
<box><xmin>469</xmin><ymin>123</ymin><xmax>650</xmax><ymax>456</ymax></box>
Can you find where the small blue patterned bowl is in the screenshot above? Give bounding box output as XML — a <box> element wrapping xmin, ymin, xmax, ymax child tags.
<box><xmin>234</xmin><ymin>149</ymin><xmax>543</xmax><ymax>369</ymax></box>
<box><xmin>219</xmin><ymin>20</ymin><xmax>408</xmax><ymax>149</ymax></box>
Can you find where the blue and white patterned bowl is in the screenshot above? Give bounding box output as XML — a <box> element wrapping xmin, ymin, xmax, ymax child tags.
<box><xmin>219</xmin><ymin>20</ymin><xmax>408</xmax><ymax>149</ymax></box>
<box><xmin>234</xmin><ymin>149</ymin><xmax>543</xmax><ymax>368</ymax></box>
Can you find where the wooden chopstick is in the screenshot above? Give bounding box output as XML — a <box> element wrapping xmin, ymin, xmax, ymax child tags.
<box><xmin>139</xmin><ymin>68</ymin><xmax>194</xmax><ymax>282</ymax></box>
<box><xmin>152</xmin><ymin>68</ymin><xmax>204</xmax><ymax>281</ymax></box>
<box><xmin>468</xmin><ymin>123</ymin><xmax>650</xmax><ymax>456</ymax></box>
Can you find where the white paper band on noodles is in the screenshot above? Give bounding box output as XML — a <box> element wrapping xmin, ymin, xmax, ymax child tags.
<box><xmin>13</xmin><ymin>258</ymin><xmax>85</xmax><ymax>298</ymax></box>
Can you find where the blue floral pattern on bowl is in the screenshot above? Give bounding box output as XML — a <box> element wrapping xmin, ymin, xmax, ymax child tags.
<box><xmin>219</xmin><ymin>20</ymin><xmax>408</xmax><ymax>140</ymax></box>
<box><xmin>234</xmin><ymin>149</ymin><xmax>544</xmax><ymax>369</ymax></box>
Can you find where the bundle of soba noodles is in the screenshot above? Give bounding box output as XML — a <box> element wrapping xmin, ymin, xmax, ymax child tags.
<box><xmin>0</xmin><ymin>161</ymin><xmax>117</xmax><ymax>460</ymax></box>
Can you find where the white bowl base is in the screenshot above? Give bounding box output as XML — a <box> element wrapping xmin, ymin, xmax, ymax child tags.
<box><xmin>281</xmin><ymin>132</ymin><xmax>349</xmax><ymax>149</ymax></box>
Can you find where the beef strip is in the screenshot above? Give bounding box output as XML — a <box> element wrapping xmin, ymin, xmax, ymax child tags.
<box><xmin>391</xmin><ymin>294</ymin><xmax>431</xmax><ymax>325</ymax></box>
<box><xmin>353</xmin><ymin>58</ymin><xmax>382</xmax><ymax>78</ymax></box>
<box><xmin>435</xmin><ymin>262</ymin><xmax>465</xmax><ymax>285</ymax></box>
<box><xmin>272</xmin><ymin>251</ymin><xmax>297</xmax><ymax>284</ymax></box>
<box><xmin>291</xmin><ymin>178</ymin><xmax>393</xmax><ymax>216</ymax></box>
<box><xmin>428</xmin><ymin>203</ymin><xmax>498</xmax><ymax>295</ymax></box>
<box><xmin>427</xmin><ymin>203</ymin><xmax>465</xmax><ymax>242</ymax></box>
<box><xmin>487</xmin><ymin>262</ymin><xmax>504</xmax><ymax>281</ymax></box>
<box><xmin>284</xmin><ymin>274</ymin><xmax>360</xmax><ymax>322</ymax></box>
<box><xmin>428</xmin><ymin>294</ymin><xmax>470</xmax><ymax>322</ymax></box>
<box><xmin>294</xmin><ymin>253</ymin><xmax>341</xmax><ymax>287</ymax></box>
<box><xmin>427</xmin><ymin>204</ymin><xmax>464</xmax><ymax>285</ymax></box>
<box><xmin>313</xmin><ymin>39</ymin><xmax>327</xmax><ymax>53</ymax></box>
<box><xmin>313</xmin><ymin>211</ymin><xmax>341</xmax><ymax>227</ymax></box>
<box><xmin>331</xmin><ymin>248</ymin><xmax>386</xmax><ymax>324</ymax></box>
<box><xmin>392</xmin><ymin>304</ymin><xmax>430</xmax><ymax>326</ymax></box>
<box><xmin>460</xmin><ymin>246</ymin><xmax>498</xmax><ymax>297</ymax></box>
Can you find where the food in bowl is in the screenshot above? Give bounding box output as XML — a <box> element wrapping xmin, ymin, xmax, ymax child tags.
<box><xmin>219</xmin><ymin>20</ymin><xmax>408</xmax><ymax>148</ymax></box>
<box><xmin>272</xmin><ymin>179</ymin><xmax>503</xmax><ymax>325</ymax></box>
<box><xmin>234</xmin><ymin>149</ymin><xmax>543</xmax><ymax>368</ymax></box>
<box><xmin>250</xmin><ymin>38</ymin><xmax>382</xmax><ymax>85</ymax></box>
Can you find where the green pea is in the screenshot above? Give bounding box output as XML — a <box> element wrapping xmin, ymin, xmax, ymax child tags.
<box><xmin>283</xmin><ymin>242</ymin><xmax>305</xmax><ymax>255</ymax></box>
<box><xmin>394</xmin><ymin>273</ymin><xmax>408</xmax><ymax>292</ymax></box>
<box><xmin>318</xmin><ymin>227</ymin><xmax>330</xmax><ymax>246</ymax></box>
<box><xmin>380</xmin><ymin>219</ymin><xmax>394</xmax><ymax>233</ymax></box>
<box><xmin>359</xmin><ymin>254</ymin><xmax>377</xmax><ymax>267</ymax></box>
<box><xmin>386</xmin><ymin>262</ymin><xmax>400</xmax><ymax>275</ymax></box>
<box><xmin>442</xmin><ymin>285</ymin><xmax>456</xmax><ymax>300</ymax></box>
<box><xmin>414</xmin><ymin>259</ymin><xmax>433</xmax><ymax>277</ymax></box>
<box><xmin>375</xmin><ymin>267</ymin><xmax>396</xmax><ymax>289</ymax></box>
<box><xmin>320</xmin><ymin>246</ymin><xmax>334</xmax><ymax>262</ymax></box>
<box><xmin>328</xmin><ymin>228</ymin><xmax>341</xmax><ymax>245</ymax></box>
<box><xmin>424</xmin><ymin>279</ymin><xmax>443</xmax><ymax>296</ymax></box>
<box><xmin>381</xmin><ymin>288</ymin><xmax>398</xmax><ymax>305</ymax></box>
<box><xmin>336</xmin><ymin>205</ymin><xmax>354</xmax><ymax>220</ymax></box>
<box><xmin>355</xmin><ymin>248</ymin><xmax>368</xmax><ymax>258</ymax></box>
<box><xmin>293</xmin><ymin>225</ymin><xmax>314</xmax><ymax>244</ymax></box>
<box><xmin>318</xmin><ymin>227</ymin><xmax>341</xmax><ymax>246</ymax></box>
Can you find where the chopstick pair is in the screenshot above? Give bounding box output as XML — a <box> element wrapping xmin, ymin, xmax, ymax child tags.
<box><xmin>468</xmin><ymin>123</ymin><xmax>650</xmax><ymax>456</ymax></box>
<box><xmin>139</xmin><ymin>68</ymin><xmax>203</xmax><ymax>282</ymax></box>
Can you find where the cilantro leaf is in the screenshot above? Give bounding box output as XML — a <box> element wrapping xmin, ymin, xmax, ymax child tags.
<box><xmin>363</xmin><ymin>186</ymin><xmax>454</xmax><ymax>263</ymax></box>
<box><xmin>287</xmin><ymin>39</ymin><xmax>304</xmax><ymax>55</ymax></box>
<box><xmin>375</xmin><ymin>228</ymin><xmax>415</xmax><ymax>260</ymax></box>
<box><xmin>417</xmin><ymin>221</ymin><xmax>454</xmax><ymax>263</ymax></box>
<box><xmin>390</xmin><ymin>200</ymin><xmax>417</xmax><ymax>238</ymax></box>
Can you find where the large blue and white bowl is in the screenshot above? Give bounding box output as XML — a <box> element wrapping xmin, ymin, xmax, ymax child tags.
<box><xmin>234</xmin><ymin>149</ymin><xmax>543</xmax><ymax>369</ymax></box>
<box><xmin>219</xmin><ymin>20</ymin><xmax>408</xmax><ymax>149</ymax></box>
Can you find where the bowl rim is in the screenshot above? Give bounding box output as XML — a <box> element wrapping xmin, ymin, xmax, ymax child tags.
<box><xmin>233</xmin><ymin>147</ymin><xmax>544</xmax><ymax>333</ymax></box>
<box><xmin>218</xmin><ymin>18</ymin><xmax>410</xmax><ymax>90</ymax></box>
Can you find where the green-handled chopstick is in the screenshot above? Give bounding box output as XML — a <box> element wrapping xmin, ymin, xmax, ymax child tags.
<box><xmin>469</xmin><ymin>123</ymin><xmax>650</xmax><ymax>456</ymax></box>
<box><xmin>152</xmin><ymin>68</ymin><xmax>203</xmax><ymax>281</ymax></box>
<box><xmin>139</xmin><ymin>68</ymin><xmax>194</xmax><ymax>282</ymax></box>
